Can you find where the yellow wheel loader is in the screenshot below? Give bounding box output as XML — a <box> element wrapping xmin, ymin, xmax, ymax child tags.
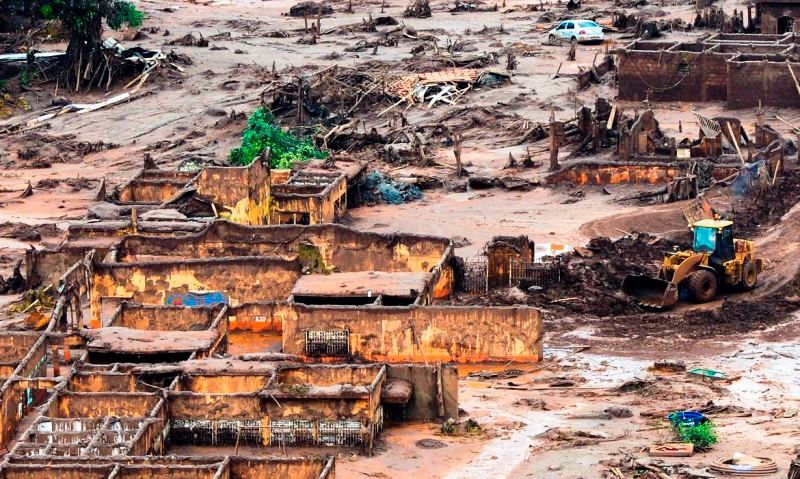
<box><xmin>622</xmin><ymin>220</ymin><xmax>763</xmax><ymax>308</ymax></box>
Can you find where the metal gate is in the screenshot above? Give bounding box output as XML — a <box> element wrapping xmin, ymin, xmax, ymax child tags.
<box><xmin>510</xmin><ymin>260</ymin><xmax>560</xmax><ymax>288</ymax></box>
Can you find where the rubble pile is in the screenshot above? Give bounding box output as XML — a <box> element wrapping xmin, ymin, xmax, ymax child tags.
<box><xmin>735</xmin><ymin>168</ymin><xmax>800</xmax><ymax>237</ymax></box>
<box><xmin>386</xmin><ymin>68</ymin><xmax>511</xmax><ymax>110</ymax></box>
<box><xmin>262</xmin><ymin>65</ymin><xmax>390</xmax><ymax>125</ymax></box>
<box><xmin>533</xmin><ymin>233</ymin><xmax>688</xmax><ymax>315</ymax></box>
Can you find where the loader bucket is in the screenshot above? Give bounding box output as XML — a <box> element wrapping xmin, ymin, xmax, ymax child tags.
<box><xmin>621</xmin><ymin>275</ymin><xmax>678</xmax><ymax>308</ymax></box>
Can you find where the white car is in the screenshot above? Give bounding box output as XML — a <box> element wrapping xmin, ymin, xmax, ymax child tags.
<box><xmin>548</xmin><ymin>19</ymin><xmax>605</xmax><ymax>44</ymax></box>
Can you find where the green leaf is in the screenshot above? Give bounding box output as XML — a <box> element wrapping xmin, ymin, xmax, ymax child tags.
<box><xmin>229</xmin><ymin>107</ymin><xmax>327</xmax><ymax>168</ymax></box>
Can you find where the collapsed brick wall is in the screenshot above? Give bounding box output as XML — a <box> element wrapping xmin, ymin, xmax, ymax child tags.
<box><xmin>576</xmin><ymin>54</ymin><xmax>614</xmax><ymax>90</ymax></box>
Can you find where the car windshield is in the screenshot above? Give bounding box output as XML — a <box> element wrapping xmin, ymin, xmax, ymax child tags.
<box><xmin>693</xmin><ymin>226</ymin><xmax>717</xmax><ymax>254</ymax></box>
<box><xmin>578</xmin><ymin>21</ymin><xmax>598</xmax><ymax>27</ymax></box>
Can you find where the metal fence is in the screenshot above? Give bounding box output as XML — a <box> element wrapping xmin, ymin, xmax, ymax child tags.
<box><xmin>170</xmin><ymin>419</ymin><xmax>264</xmax><ymax>446</ymax></box>
<box><xmin>462</xmin><ymin>261</ymin><xmax>488</xmax><ymax>294</ymax></box>
<box><xmin>510</xmin><ymin>260</ymin><xmax>560</xmax><ymax>288</ymax></box>
<box><xmin>170</xmin><ymin>418</ymin><xmax>368</xmax><ymax>447</ymax></box>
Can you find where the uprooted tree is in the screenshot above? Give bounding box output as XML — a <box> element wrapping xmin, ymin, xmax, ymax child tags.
<box><xmin>39</xmin><ymin>0</ymin><xmax>144</xmax><ymax>90</ymax></box>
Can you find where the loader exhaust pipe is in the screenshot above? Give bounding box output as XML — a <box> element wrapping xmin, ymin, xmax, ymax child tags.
<box><xmin>622</xmin><ymin>275</ymin><xmax>679</xmax><ymax>308</ymax></box>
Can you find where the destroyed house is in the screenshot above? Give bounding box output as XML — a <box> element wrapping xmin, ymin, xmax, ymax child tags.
<box><xmin>550</xmin><ymin>107</ymin><xmax>785</xmax><ymax>197</ymax></box>
<box><xmin>0</xmin><ymin>322</ymin><xmax>455</xmax><ymax>458</ymax></box>
<box><xmin>0</xmin><ymin>456</ymin><xmax>336</xmax><ymax>479</ymax></box>
<box><xmin>104</xmin><ymin>153</ymin><xmax>365</xmax><ymax>226</ymax></box>
<box><xmin>756</xmin><ymin>0</ymin><xmax>800</xmax><ymax>33</ymax></box>
<box><xmin>26</xmin><ymin>219</ymin><xmax>542</xmax><ymax>364</ymax></box>
<box><xmin>0</xmin><ymin>352</ymin><xmax>343</xmax><ymax>476</ymax></box>
<box><xmin>616</xmin><ymin>34</ymin><xmax>800</xmax><ymax>108</ymax></box>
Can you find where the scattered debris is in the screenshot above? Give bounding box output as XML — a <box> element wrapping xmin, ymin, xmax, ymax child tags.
<box><xmin>362</xmin><ymin>171</ymin><xmax>422</xmax><ymax>205</ymax></box>
<box><xmin>0</xmin><ymin>261</ymin><xmax>25</xmax><ymax>295</ymax></box>
<box><xmin>404</xmin><ymin>0</ymin><xmax>432</xmax><ymax>18</ymax></box>
<box><xmin>167</xmin><ymin>32</ymin><xmax>209</xmax><ymax>47</ymax></box>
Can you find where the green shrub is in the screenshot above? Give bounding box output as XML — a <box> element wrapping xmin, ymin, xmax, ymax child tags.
<box><xmin>106</xmin><ymin>1</ymin><xmax>144</xmax><ymax>29</ymax></box>
<box><xmin>229</xmin><ymin>107</ymin><xmax>326</xmax><ymax>169</ymax></box>
<box><xmin>675</xmin><ymin>421</ymin><xmax>717</xmax><ymax>450</ymax></box>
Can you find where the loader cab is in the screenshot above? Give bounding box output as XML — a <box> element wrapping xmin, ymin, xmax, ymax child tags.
<box><xmin>691</xmin><ymin>219</ymin><xmax>735</xmax><ymax>262</ymax></box>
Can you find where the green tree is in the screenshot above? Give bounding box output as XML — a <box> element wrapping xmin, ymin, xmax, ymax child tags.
<box><xmin>39</xmin><ymin>0</ymin><xmax>143</xmax><ymax>90</ymax></box>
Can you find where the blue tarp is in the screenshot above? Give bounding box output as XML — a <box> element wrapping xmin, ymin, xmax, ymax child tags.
<box><xmin>730</xmin><ymin>160</ymin><xmax>770</xmax><ymax>197</ymax></box>
<box><xmin>165</xmin><ymin>291</ymin><xmax>227</xmax><ymax>307</ymax></box>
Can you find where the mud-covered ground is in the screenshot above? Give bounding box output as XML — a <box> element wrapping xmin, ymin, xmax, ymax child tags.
<box><xmin>2</xmin><ymin>0</ymin><xmax>800</xmax><ymax>476</ymax></box>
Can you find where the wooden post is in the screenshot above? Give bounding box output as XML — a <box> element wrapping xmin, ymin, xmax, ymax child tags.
<box><xmin>296</xmin><ymin>78</ymin><xmax>304</xmax><ymax>123</ymax></box>
<box><xmin>727</xmin><ymin>122</ymin><xmax>745</xmax><ymax>164</ymax></box>
<box><xmin>131</xmin><ymin>207</ymin><xmax>138</xmax><ymax>235</ymax></box>
<box><xmin>453</xmin><ymin>132</ymin><xmax>463</xmax><ymax>177</ymax></box>
<box><xmin>436</xmin><ymin>362</ymin><xmax>446</xmax><ymax>418</ymax></box>
<box><xmin>549</xmin><ymin>112</ymin><xmax>561</xmax><ymax>171</ymax></box>
<box><xmin>51</xmin><ymin>344</ymin><xmax>60</xmax><ymax>377</ymax></box>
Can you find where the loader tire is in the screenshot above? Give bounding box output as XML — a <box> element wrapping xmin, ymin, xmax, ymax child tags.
<box><xmin>687</xmin><ymin>270</ymin><xmax>717</xmax><ymax>303</ymax></box>
<box><xmin>739</xmin><ymin>260</ymin><xmax>758</xmax><ymax>291</ymax></box>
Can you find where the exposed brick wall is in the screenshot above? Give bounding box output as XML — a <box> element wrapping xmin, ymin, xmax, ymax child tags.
<box><xmin>761</xmin><ymin>4</ymin><xmax>800</xmax><ymax>34</ymax></box>
<box><xmin>617</xmin><ymin>50</ymin><xmax>728</xmax><ymax>102</ymax></box>
<box><xmin>727</xmin><ymin>59</ymin><xmax>800</xmax><ymax>108</ymax></box>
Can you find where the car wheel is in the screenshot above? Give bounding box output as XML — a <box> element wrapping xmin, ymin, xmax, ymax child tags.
<box><xmin>570</xmin><ymin>36</ymin><xmax>578</xmax><ymax>44</ymax></box>
<box><xmin>549</xmin><ymin>34</ymin><xmax>556</xmax><ymax>44</ymax></box>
